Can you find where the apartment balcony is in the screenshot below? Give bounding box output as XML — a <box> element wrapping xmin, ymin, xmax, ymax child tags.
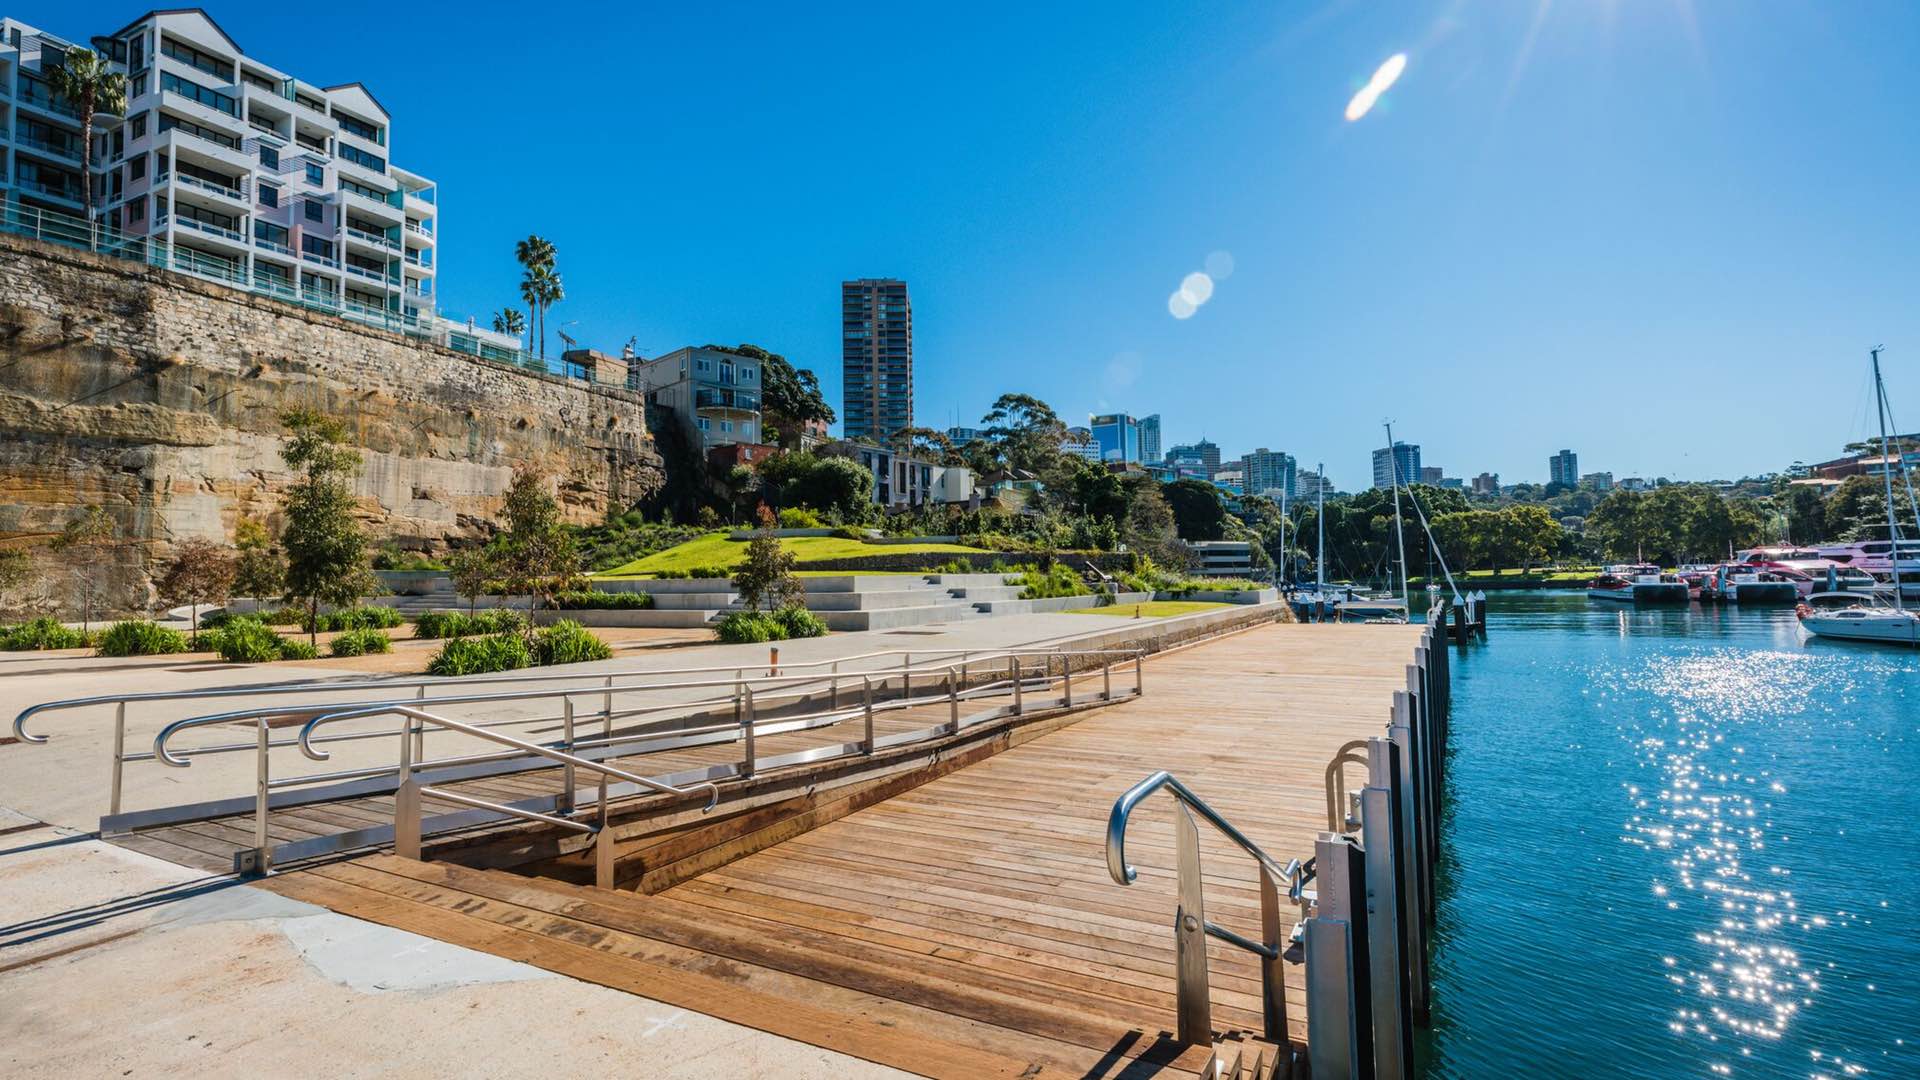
<box><xmin>333</xmin><ymin>153</ymin><xmax>390</xmax><ymax>191</ymax></box>
<box><xmin>252</xmin><ymin>234</ymin><xmax>294</xmax><ymax>258</ymax></box>
<box><xmin>161</xmin><ymin>170</ymin><xmax>251</xmax><ymax>212</ymax></box>
<box><xmin>11</xmin><ymin>132</ymin><xmax>81</xmax><ymax>163</ymax></box>
<box><xmin>403</xmin><ymin>219</ymin><xmax>434</xmax><ymax>244</ymax></box>
<box><xmin>160</xmin><ymin>127</ymin><xmax>254</xmax><ymax>173</ymax></box>
<box><xmin>301</xmin><ymin>249</ymin><xmax>341</xmax><ymax>269</ymax></box>
<box><xmin>403</xmin><ymin>186</ymin><xmax>435</xmax><ymax>215</ymax></box>
<box><xmin>15</xmin><ymin>84</ymin><xmax>80</xmax><ymax>120</ymax></box>
<box><xmin>160</xmin><ymin>214</ymin><xmax>249</xmax><ymax>252</ymax></box>
<box><xmin>344</xmin><ymin>262</ymin><xmax>398</xmax><ymax>286</ymax></box>
<box><xmin>694</xmin><ymin>387</ymin><xmax>761</xmax><ymax>415</ymax></box>
<box><xmin>341</xmin><ymin>187</ymin><xmax>404</xmax><ymax>224</ymax></box>
<box><xmin>402</xmin><ymin>250</ymin><xmax>434</xmax><ymax>271</ymax></box>
<box><xmin>14</xmin><ymin>176</ymin><xmax>83</xmax><ymax>207</ymax></box>
<box><xmin>345</xmin><ymin>226</ymin><xmax>398</xmax><ymax>252</ymax></box>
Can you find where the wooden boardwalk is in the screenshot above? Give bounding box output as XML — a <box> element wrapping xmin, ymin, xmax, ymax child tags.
<box><xmin>261</xmin><ymin>622</ymin><xmax>1425</xmax><ymax>1078</ymax></box>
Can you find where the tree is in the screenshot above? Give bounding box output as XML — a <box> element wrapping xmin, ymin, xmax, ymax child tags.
<box><xmin>232</xmin><ymin>517</ymin><xmax>286</xmax><ymax>600</ymax></box>
<box><xmin>514</xmin><ymin>236</ymin><xmax>558</xmax><ymax>358</ymax></box>
<box><xmin>1500</xmin><ymin>505</ymin><xmax>1563</xmax><ymax>574</ymax></box>
<box><xmin>278</xmin><ymin>410</ymin><xmax>376</xmax><ymax>645</ymax></box>
<box><xmin>715</xmin><ymin>344</ymin><xmax>834</xmax><ymax>447</ymax></box>
<box><xmin>1124</xmin><ymin>486</ymin><xmax>1187</xmax><ymax>570</ymax></box>
<box><xmin>733</xmin><ymin>507</ymin><xmax>803</xmax><ymax>611</ymax></box>
<box><xmin>445</xmin><ymin>546</ymin><xmax>498</xmax><ymax>618</ymax></box>
<box><xmin>491</xmin><ymin>308</ymin><xmax>526</xmax><ymax>345</ymax></box>
<box><xmin>1163</xmin><ymin>479</ymin><xmax>1228</xmax><ymax>541</ymax></box>
<box><xmin>1783</xmin><ymin>484</ymin><xmax>1827</xmax><ymax>545</ymax></box>
<box><xmin>156</xmin><ymin>537</ymin><xmax>236</xmax><ymax>645</ymax></box>
<box><xmin>495</xmin><ymin>467</ymin><xmax>581</xmax><ymax>631</ymax></box>
<box><xmin>980</xmin><ymin>394</ymin><xmax>1067</xmax><ymax>476</ymax></box>
<box><xmin>758</xmin><ymin>452</ymin><xmax>874</xmax><ymax>521</ymax></box>
<box><xmin>0</xmin><ymin>547</ymin><xmax>35</xmax><ymax>616</ymax></box>
<box><xmin>46</xmin><ymin>49</ymin><xmax>126</xmax><ymax>223</ymax></box>
<box><xmin>52</xmin><ymin>505</ymin><xmax>117</xmax><ymax>632</ymax></box>
<box><xmin>889</xmin><ymin>426</ymin><xmax>959</xmax><ymax>464</ymax></box>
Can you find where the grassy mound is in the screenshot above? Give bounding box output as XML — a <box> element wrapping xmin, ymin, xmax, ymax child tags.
<box><xmin>598</xmin><ymin>533</ymin><xmax>986</xmax><ymax>579</ymax></box>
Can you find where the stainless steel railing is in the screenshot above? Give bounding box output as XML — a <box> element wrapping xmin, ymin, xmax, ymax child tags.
<box><xmin>136</xmin><ymin>646</ymin><xmax>1144</xmax><ymax>875</ymax></box>
<box><xmin>1106</xmin><ymin>770</ymin><xmax>1303</xmax><ymax>1047</ymax></box>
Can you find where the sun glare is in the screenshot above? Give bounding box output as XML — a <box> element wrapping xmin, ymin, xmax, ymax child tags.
<box><xmin>1344</xmin><ymin>52</ymin><xmax>1408</xmax><ymax>122</ymax></box>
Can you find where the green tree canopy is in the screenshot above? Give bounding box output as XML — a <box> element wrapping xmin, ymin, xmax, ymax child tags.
<box><xmin>278</xmin><ymin>409</ymin><xmax>375</xmax><ymax>642</ymax></box>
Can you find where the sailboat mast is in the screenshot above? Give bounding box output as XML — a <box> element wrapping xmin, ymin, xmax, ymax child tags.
<box><xmin>1872</xmin><ymin>347</ymin><xmax>1906</xmax><ymax>612</ymax></box>
<box><xmin>1279</xmin><ymin>483</ymin><xmax>1289</xmax><ymax>588</ymax></box>
<box><xmin>1385</xmin><ymin>422</ymin><xmax>1410</xmax><ymax>611</ymax></box>
<box><xmin>1315</xmin><ymin>461</ymin><xmax>1325</xmax><ymax>592</ymax></box>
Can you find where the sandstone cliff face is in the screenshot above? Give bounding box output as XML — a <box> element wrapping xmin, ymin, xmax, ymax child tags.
<box><xmin>0</xmin><ymin>234</ymin><xmax>662</xmax><ymax>615</ymax></box>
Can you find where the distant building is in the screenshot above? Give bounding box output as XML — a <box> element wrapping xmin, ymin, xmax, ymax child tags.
<box><xmin>1061</xmin><ymin>426</ymin><xmax>1100</xmax><ymax>461</ymax></box>
<box><xmin>1090</xmin><ymin>413</ymin><xmax>1148</xmax><ymax>464</ymax></box>
<box><xmin>945</xmin><ymin>426</ymin><xmax>983</xmax><ymax>445</ymax></box>
<box><xmin>1418</xmin><ymin>466</ymin><xmax>1444</xmax><ymax>485</ymax></box>
<box><xmin>1811</xmin><ymin>440</ymin><xmax>1920</xmax><ymax>481</ymax></box>
<box><xmin>841</xmin><ymin>279</ymin><xmax>912</xmax><ymax>441</ymax></box>
<box><xmin>1189</xmin><ymin>540</ymin><xmax>1257</xmax><ymax>580</ymax></box>
<box><xmin>1240</xmin><ymin>448</ymin><xmax>1297</xmax><ymax>500</ymax></box>
<box><xmin>1296</xmin><ymin>469</ymin><xmax>1333</xmax><ymax>499</ymax></box>
<box><xmin>1618</xmin><ymin>476</ymin><xmax>1649</xmax><ymax>492</ymax></box>
<box><xmin>1139</xmin><ymin>415</ymin><xmax>1162</xmax><ymax>464</ymax></box>
<box><xmin>1579</xmin><ymin>471</ymin><xmax>1614</xmax><ymax>491</ymax></box>
<box><xmin>630</xmin><ymin>346</ymin><xmax>763</xmax><ymax>450</ymax></box>
<box><xmin>1166</xmin><ymin>440</ymin><xmax>1221</xmax><ymax>477</ymax></box>
<box><xmin>1549</xmin><ymin>449</ymin><xmax>1579</xmax><ymax>488</ymax></box>
<box><xmin>1372</xmin><ymin>442</ymin><xmax>1421</xmax><ymax>490</ymax></box>
<box><xmin>833</xmin><ymin>442</ymin><xmax>975</xmax><ymax>510</ymax></box>
<box><xmin>1438</xmin><ymin>477</ymin><xmax>1465</xmax><ymax>490</ymax></box>
<box><xmin>1471</xmin><ymin>472</ymin><xmax>1500</xmax><ymax>495</ymax></box>
<box><xmin>1211</xmin><ymin>467</ymin><xmax>1245</xmax><ymax>495</ymax></box>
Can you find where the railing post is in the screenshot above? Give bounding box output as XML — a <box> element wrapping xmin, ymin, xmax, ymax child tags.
<box><xmin>902</xmin><ymin>654</ymin><xmax>911</xmax><ymax>702</ymax></box>
<box><xmin>1103</xmin><ymin>660</ymin><xmax>1112</xmax><ymax>701</ymax></box>
<box><xmin>862</xmin><ymin>676</ymin><xmax>875</xmax><ymax>754</ymax></box>
<box><xmin>244</xmin><ymin>717</ymin><xmax>273</xmax><ymax>876</ymax></box>
<box><xmin>947</xmin><ymin>669</ymin><xmax>960</xmax><ymax>735</ymax></box>
<box><xmin>830</xmin><ymin>660</ymin><xmax>840</xmax><ymax>711</ymax></box>
<box><xmin>1137</xmin><ymin>649</ymin><xmax>1145</xmax><ymax>696</ymax></box>
<box><xmin>741</xmin><ymin>686</ymin><xmax>757</xmax><ymax>778</ymax></box>
<box><xmin>413</xmin><ymin>684</ymin><xmax>427</xmax><ymax>763</ymax></box>
<box><xmin>1172</xmin><ymin>803</ymin><xmax>1212</xmax><ymax>1045</ymax></box>
<box><xmin>394</xmin><ymin>716</ymin><xmax>422</xmax><ymax>861</ymax></box>
<box><xmin>1389</xmin><ymin>693</ymin><xmax>1430</xmax><ymax>1027</ymax></box>
<box><xmin>109</xmin><ymin>701</ymin><xmax>127</xmax><ymax>818</ymax></box>
<box><xmin>1012</xmin><ymin>656</ymin><xmax>1023</xmax><ymax>715</ymax></box>
<box><xmin>1258</xmin><ymin>862</ymin><xmax>1290</xmax><ymax>1046</ymax></box>
<box><xmin>1305</xmin><ymin>833</ymin><xmax>1371</xmax><ymax>1080</ymax></box>
<box><xmin>1062</xmin><ymin>653</ymin><xmax>1073</xmax><ymax>707</ymax></box>
<box><xmin>599</xmin><ymin>678</ymin><xmax>613</xmax><ymax>826</ymax></box>
<box><xmin>559</xmin><ymin>696</ymin><xmax>576</xmax><ymax>813</ymax></box>
<box><xmin>594</xmin><ymin>826</ymin><xmax>615</xmax><ymax>890</ymax></box>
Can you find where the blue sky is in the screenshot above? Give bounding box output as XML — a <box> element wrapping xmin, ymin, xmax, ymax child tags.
<box><xmin>94</xmin><ymin>2</ymin><xmax>1920</xmax><ymax>489</ymax></box>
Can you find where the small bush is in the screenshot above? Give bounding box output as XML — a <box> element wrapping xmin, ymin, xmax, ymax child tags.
<box><xmin>305</xmin><ymin>605</ymin><xmax>405</xmax><ymax>633</ymax></box>
<box><xmin>473</xmin><ymin>608</ymin><xmax>527</xmax><ymax>634</ymax></box>
<box><xmin>0</xmin><ymin>616</ymin><xmax>92</xmax><ymax>651</ymax></box>
<box><xmin>535</xmin><ymin>619</ymin><xmax>613</xmax><ymax>665</ymax></box>
<box><xmin>777</xmin><ymin>507</ymin><xmax>824</xmax><ymax>529</ymax></box>
<box><xmin>714</xmin><ymin>610</ymin><xmax>781</xmax><ymax>643</ymax></box>
<box><xmin>830</xmin><ymin>525</ymin><xmax>869</xmax><ymax>541</ymax></box>
<box><xmin>773</xmin><ymin>606</ymin><xmax>829</xmax><ymax>639</ymax></box>
<box><xmin>207</xmin><ymin>618</ymin><xmax>314</xmax><ymax>662</ymax></box>
<box><xmin>330</xmin><ymin>627</ymin><xmax>393</xmax><ymax>657</ymax></box>
<box><xmin>691</xmin><ymin>564</ymin><xmax>732</xmax><ymax>579</ymax></box>
<box><xmin>553</xmin><ymin>590</ymin><xmax>653</xmax><ymax>610</ymax></box>
<box><xmin>426</xmin><ymin>632</ymin><xmax>533</xmax><ymax>676</ymax></box>
<box><xmin>413</xmin><ymin>608</ymin><xmax>526</xmax><ymax>639</ymax></box>
<box><xmin>1015</xmin><ymin>563</ymin><xmax>1089</xmax><ymax>600</ymax></box>
<box><xmin>96</xmin><ymin>620</ymin><xmax>189</xmax><ymax>657</ymax></box>
<box><xmin>413</xmin><ymin>610</ymin><xmax>468</xmax><ymax>639</ymax></box>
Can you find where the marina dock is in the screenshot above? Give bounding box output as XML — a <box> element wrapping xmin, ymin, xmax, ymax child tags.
<box><xmin>247</xmin><ymin>620</ymin><xmax>1439</xmax><ymax>1078</ymax></box>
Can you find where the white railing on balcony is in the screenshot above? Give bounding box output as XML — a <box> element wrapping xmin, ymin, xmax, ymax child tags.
<box><xmin>346</xmin><ymin>226</ymin><xmax>397</xmax><ymax>250</ymax></box>
<box><xmin>344</xmin><ymin>263</ymin><xmax>395</xmax><ymax>284</ymax></box>
<box><xmin>301</xmin><ymin>250</ymin><xmax>341</xmax><ymax>268</ymax></box>
<box><xmin>253</xmin><ymin>236</ymin><xmax>293</xmax><ymax>256</ymax></box>
<box><xmin>165</xmin><ymin>171</ymin><xmax>248</xmax><ymax>202</ymax></box>
<box><xmin>404</xmin><ymin>220</ymin><xmax>433</xmax><ymax>238</ymax></box>
<box><xmin>12</xmin><ymin>131</ymin><xmax>81</xmax><ymax>161</ymax></box>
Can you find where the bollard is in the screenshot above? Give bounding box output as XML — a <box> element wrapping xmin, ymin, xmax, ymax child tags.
<box><xmin>769</xmin><ymin>645</ymin><xmax>779</xmax><ymax>677</ymax></box>
<box><xmin>1363</xmin><ymin>739</ymin><xmax>1414</xmax><ymax>1077</ymax></box>
<box><xmin>1305</xmin><ymin>833</ymin><xmax>1372</xmax><ymax>1080</ymax></box>
<box><xmin>1012</xmin><ymin>656</ymin><xmax>1023</xmax><ymax>714</ymax></box>
<box><xmin>862</xmin><ymin>677</ymin><xmax>875</xmax><ymax>753</ymax></box>
<box><xmin>559</xmin><ymin>697</ymin><xmax>576</xmax><ymax>814</ymax></box>
<box><xmin>741</xmin><ymin>686</ymin><xmax>757</xmax><ymax>777</ymax></box>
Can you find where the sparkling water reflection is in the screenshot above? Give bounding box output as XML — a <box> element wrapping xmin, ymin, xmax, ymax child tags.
<box><xmin>1425</xmin><ymin>592</ymin><xmax>1918</xmax><ymax>1079</ymax></box>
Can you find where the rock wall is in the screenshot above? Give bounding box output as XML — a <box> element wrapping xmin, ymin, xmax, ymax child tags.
<box><xmin>0</xmin><ymin>232</ymin><xmax>662</xmax><ymax>615</ymax></box>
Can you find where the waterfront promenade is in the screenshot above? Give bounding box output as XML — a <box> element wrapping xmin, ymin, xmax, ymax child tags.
<box><xmin>2</xmin><ymin>612</ymin><xmax>1426</xmax><ymax>1078</ymax></box>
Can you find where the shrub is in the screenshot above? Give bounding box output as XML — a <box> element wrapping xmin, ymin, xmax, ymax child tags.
<box><xmin>777</xmin><ymin>507</ymin><xmax>824</xmax><ymax>529</ymax></box>
<box><xmin>552</xmin><ymin>590</ymin><xmax>653</xmax><ymax>610</ymax></box>
<box><xmin>412</xmin><ymin>610</ymin><xmax>469</xmax><ymax>639</ymax></box>
<box><xmin>473</xmin><ymin>608</ymin><xmax>527</xmax><ymax>634</ymax></box>
<box><xmin>305</xmin><ymin>605</ymin><xmax>405</xmax><ymax>632</ymax></box>
<box><xmin>714</xmin><ymin>610</ymin><xmax>781</xmax><ymax>644</ymax></box>
<box><xmin>207</xmin><ymin>617</ymin><xmax>314</xmax><ymax>663</ymax></box>
<box><xmin>1015</xmin><ymin>563</ymin><xmax>1089</xmax><ymax>600</ymax></box>
<box><xmin>0</xmin><ymin>616</ymin><xmax>91</xmax><ymax>651</ymax></box>
<box><xmin>96</xmin><ymin>620</ymin><xmax>190</xmax><ymax>657</ymax></box>
<box><xmin>831</xmin><ymin>525</ymin><xmax>869</xmax><ymax>541</ymax></box>
<box><xmin>330</xmin><ymin>627</ymin><xmax>393</xmax><ymax>657</ymax></box>
<box><xmin>773</xmin><ymin>606</ymin><xmax>829</xmax><ymax>639</ymax></box>
<box><xmin>535</xmin><ymin>619</ymin><xmax>613</xmax><ymax>665</ymax></box>
<box><xmin>426</xmin><ymin>632</ymin><xmax>533</xmax><ymax>676</ymax></box>
<box><xmin>1163</xmin><ymin>577</ymin><xmax>1263</xmax><ymax>596</ymax></box>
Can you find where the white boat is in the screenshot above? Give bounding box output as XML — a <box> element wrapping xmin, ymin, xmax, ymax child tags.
<box><xmin>1800</xmin><ymin>348</ymin><xmax>1920</xmax><ymax>648</ymax></box>
<box><xmin>1587</xmin><ymin>566</ymin><xmax>1689</xmax><ymax>603</ymax></box>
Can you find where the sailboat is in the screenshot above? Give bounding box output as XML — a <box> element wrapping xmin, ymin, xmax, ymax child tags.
<box><xmin>1798</xmin><ymin>348</ymin><xmax>1920</xmax><ymax>646</ymax></box>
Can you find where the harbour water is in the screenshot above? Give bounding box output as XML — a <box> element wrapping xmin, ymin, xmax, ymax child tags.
<box><xmin>1425</xmin><ymin>591</ymin><xmax>1919</xmax><ymax>1079</ymax></box>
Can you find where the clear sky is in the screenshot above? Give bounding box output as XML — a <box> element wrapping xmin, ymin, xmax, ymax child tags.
<box><xmin>93</xmin><ymin>1</ymin><xmax>1920</xmax><ymax>490</ymax></box>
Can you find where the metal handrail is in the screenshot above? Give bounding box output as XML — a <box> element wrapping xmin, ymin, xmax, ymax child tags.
<box><xmin>1107</xmin><ymin>770</ymin><xmax>1297</xmax><ymax>888</ymax></box>
<box><xmin>1106</xmin><ymin>770</ymin><xmax>1301</xmax><ymax>1046</ymax></box>
<box><xmin>375</xmin><ymin>704</ymin><xmax>719</xmax><ymax>812</ymax></box>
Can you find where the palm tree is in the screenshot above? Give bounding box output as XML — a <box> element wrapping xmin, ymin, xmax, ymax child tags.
<box><xmin>513</xmin><ymin>235</ymin><xmax>556</xmax><ymax>355</ymax></box>
<box><xmin>531</xmin><ymin>268</ymin><xmax>564</xmax><ymax>358</ymax></box>
<box><xmin>491</xmin><ymin>307</ymin><xmax>525</xmax><ymax>344</ymax></box>
<box><xmin>45</xmin><ymin>49</ymin><xmax>126</xmax><ymax>226</ymax></box>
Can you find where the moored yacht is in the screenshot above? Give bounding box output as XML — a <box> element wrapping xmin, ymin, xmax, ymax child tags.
<box><xmin>1704</xmin><ymin>564</ymin><xmax>1800</xmax><ymax>604</ymax></box>
<box><xmin>1587</xmin><ymin>566</ymin><xmax>1690</xmax><ymax>603</ymax></box>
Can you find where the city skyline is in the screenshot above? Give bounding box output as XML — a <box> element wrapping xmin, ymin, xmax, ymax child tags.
<box><xmin>20</xmin><ymin>2</ymin><xmax>1917</xmax><ymax>491</ymax></box>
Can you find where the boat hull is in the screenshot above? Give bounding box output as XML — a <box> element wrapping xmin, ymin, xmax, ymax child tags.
<box><xmin>1802</xmin><ymin>611</ymin><xmax>1920</xmax><ymax>645</ymax></box>
<box><xmin>1728</xmin><ymin>582</ymin><xmax>1798</xmax><ymax>605</ymax></box>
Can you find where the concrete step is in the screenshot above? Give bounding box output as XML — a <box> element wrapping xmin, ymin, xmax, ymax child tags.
<box><xmin>944</xmin><ymin>585</ymin><xmax>1024</xmax><ymax>601</ymax></box>
<box><xmin>820</xmin><ymin>603</ymin><xmax>983</xmax><ymax>632</ymax></box>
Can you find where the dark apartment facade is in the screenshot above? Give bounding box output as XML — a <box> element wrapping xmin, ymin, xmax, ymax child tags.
<box><xmin>841</xmin><ymin>278</ymin><xmax>912</xmax><ymax>441</ymax></box>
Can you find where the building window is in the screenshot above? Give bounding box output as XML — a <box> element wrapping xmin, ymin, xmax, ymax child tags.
<box><xmin>129</xmin><ymin>156</ymin><xmax>146</xmax><ymax>181</ymax></box>
<box><xmin>130</xmin><ymin>115</ymin><xmax>147</xmax><ymax>139</ymax></box>
<box><xmin>259</xmin><ymin>144</ymin><xmax>279</xmax><ymax>169</ymax></box>
<box><xmin>697</xmin><ymin>417</ymin><xmax>711</xmax><ymax>432</ymax></box>
<box><xmin>720</xmin><ymin>362</ymin><xmax>735</xmax><ymax>385</ymax></box>
<box><xmin>301</xmin><ymin>235</ymin><xmax>335</xmax><ymax>259</ymax></box>
<box><xmin>335</xmin><ymin>113</ymin><xmax>383</xmax><ymax>145</ymax></box>
<box><xmin>160</xmin><ymin>71</ymin><xmax>237</xmax><ymax>116</ymax></box>
<box><xmin>161</xmin><ymin>35</ymin><xmax>235</xmax><ymax>81</ymax></box>
<box><xmin>742</xmin><ymin>367</ymin><xmax>755</xmax><ymax>382</ymax></box>
<box><xmin>306</xmin><ymin>163</ymin><xmax>324</xmax><ymax>186</ymax></box>
<box><xmin>126</xmin><ymin>195</ymin><xmax>146</xmax><ymax>223</ymax></box>
<box><xmin>304</xmin><ymin>200</ymin><xmax>323</xmax><ymax>222</ymax></box>
<box><xmin>254</xmin><ymin>221</ymin><xmax>288</xmax><ymax>247</ymax></box>
<box><xmin>720</xmin><ymin>421</ymin><xmax>733</xmax><ymax>434</ymax></box>
<box><xmin>336</xmin><ymin>143</ymin><xmax>385</xmax><ymax>173</ymax></box>
<box><xmin>258</xmin><ymin>184</ymin><xmax>278</xmax><ymax>208</ymax></box>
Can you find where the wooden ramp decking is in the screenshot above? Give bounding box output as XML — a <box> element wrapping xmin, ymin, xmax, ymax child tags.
<box><xmin>263</xmin><ymin>622</ymin><xmax>1426</xmax><ymax>1079</ymax></box>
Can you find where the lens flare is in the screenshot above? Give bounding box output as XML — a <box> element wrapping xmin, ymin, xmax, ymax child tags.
<box><xmin>1179</xmin><ymin>272</ymin><xmax>1214</xmax><ymax>305</ymax></box>
<box><xmin>1344</xmin><ymin>52</ymin><xmax>1408</xmax><ymax>122</ymax></box>
<box><xmin>1168</xmin><ymin>291</ymin><xmax>1197</xmax><ymax>319</ymax></box>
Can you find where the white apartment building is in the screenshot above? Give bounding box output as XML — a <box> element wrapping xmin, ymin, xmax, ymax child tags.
<box><xmin>0</xmin><ymin>10</ymin><xmax>439</xmax><ymax>326</ymax></box>
<box><xmin>629</xmin><ymin>346</ymin><xmax>765</xmax><ymax>451</ymax></box>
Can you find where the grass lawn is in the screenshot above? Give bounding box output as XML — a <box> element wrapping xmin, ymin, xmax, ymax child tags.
<box><xmin>1061</xmin><ymin>600</ymin><xmax>1234</xmax><ymax>618</ymax></box>
<box><xmin>596</xmin><ymin>532</ymin><xmax>990</xmax><ymax>578</ymax></box>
